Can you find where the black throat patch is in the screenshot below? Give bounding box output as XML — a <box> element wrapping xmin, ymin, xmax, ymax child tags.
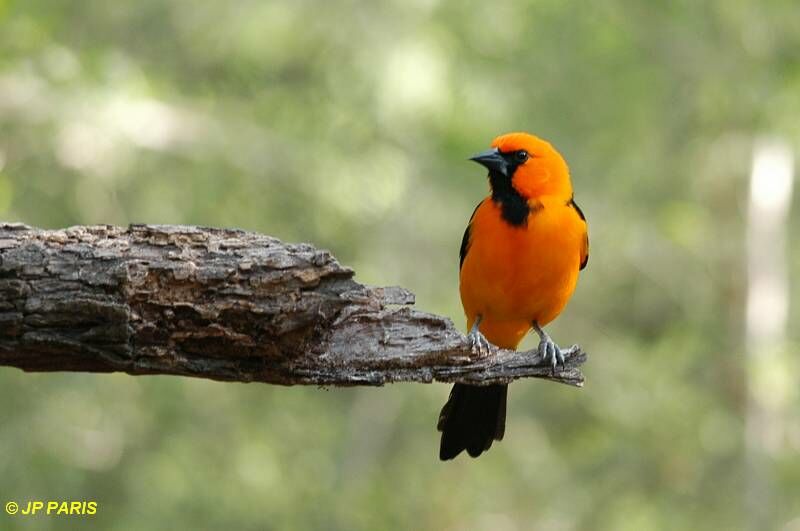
<box><xmin>489</xmin><ymin>169</ymin><xmax>529</xmax><ymax>226</ymax></box>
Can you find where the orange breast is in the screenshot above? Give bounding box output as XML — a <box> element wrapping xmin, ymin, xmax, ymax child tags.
<box><xmin>459</xmin><ymin>197</ymin><xmax>585</xmax><ymax>349</ymax></box>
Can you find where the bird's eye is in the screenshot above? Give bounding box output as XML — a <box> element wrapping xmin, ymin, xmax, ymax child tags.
<box><xmin>515</xmin><ymin>150</ymin><xmax>529</xmax><ymax>163</ymax></box>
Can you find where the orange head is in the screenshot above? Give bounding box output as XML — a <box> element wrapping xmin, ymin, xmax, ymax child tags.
<box><xmin>470</xmin><ymin>132</ymin><xmax>572</xmax><ymax>203</ymax></box>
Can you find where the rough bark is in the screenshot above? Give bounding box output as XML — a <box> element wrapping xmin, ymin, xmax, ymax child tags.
<box><xmin>0</xmin><ymin>223</ymin><xmax>586</xmax><ymax>387</ymax></box>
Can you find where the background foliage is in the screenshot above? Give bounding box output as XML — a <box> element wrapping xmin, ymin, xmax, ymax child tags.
<box><xmin>1</xmin><ymin>0</ymin><xmax>799</xmax><ymax>529</ymax></box>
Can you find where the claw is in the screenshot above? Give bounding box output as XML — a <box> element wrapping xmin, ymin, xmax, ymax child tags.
<box><xmin>465</xmin><ymin>315</ymin><xmax>493</xmax><ymax>358</ymax></box>
<box><xmin>533</xmin><ymin>323</ymin><xmax>572</xmax><ymax>370</ymax></box>
<box><xmin>468</xmin><ymin>329</ymin><xmax>492</xmax><ymax>358</ymax></box>
<box><xmin>538</xmin><ymin>336</ymin><xmax>559</xmax><ymax>369</ymax></box>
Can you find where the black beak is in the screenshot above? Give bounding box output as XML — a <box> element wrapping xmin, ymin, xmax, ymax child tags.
<box><xmin>469</xmin><ymin>147</ymin><xmax>509</xmax><ymax>177</ymax></box>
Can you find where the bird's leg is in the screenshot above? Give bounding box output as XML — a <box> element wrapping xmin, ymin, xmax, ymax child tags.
<box><xmin>467</xmin><ymin>315</ymin><xmax>492</xmax><ymax>358</ymax></box>
<box><xmin>532</xmin><ymin>322</ymin><xmax>579</xmax><ymax>370</ymax></box>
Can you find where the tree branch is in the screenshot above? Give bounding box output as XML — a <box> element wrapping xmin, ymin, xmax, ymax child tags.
<box><xmin>0</xmin><ymin>223</ymin><xmax>586</xmax><ymax>387</ymax></box>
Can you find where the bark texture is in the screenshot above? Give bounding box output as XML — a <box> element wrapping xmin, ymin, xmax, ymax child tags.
<box><xmin>0</xmin><ymin>223</ymin><xmax>586</xmax><ymax>387</ymax></box>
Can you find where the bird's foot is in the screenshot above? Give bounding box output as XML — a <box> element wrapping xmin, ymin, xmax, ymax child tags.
<box><xmin>537</xmin><ymin>334</ymin><xmax>579</xmax><ymax>370</ymax></box>
<box><xmin>467</xmin><ymin>329</ymin><xmax>492</xmax><ymax>358</ymax></box>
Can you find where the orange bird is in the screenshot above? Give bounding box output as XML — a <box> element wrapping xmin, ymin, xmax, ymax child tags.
<box><xmin>437</xmin><ymin>132</ymin><xmax>588</xmax><ymax>460</ymax></box>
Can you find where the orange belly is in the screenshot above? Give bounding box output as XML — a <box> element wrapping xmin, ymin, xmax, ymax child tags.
<box><xmin>459</xmin><ymin>197</ymin><xmax>585</xmax><ymax>349</ymax></box>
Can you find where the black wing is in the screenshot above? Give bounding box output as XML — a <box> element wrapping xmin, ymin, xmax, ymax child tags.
<box><xmin>567</xmin><ymin>197</ymin><xmax>589</xmax><ymax>271</ymax></box>
<box><xmin>460</xmin><ymin>201</ymin><xmax>483</xmax><ymax>270</ymax></box>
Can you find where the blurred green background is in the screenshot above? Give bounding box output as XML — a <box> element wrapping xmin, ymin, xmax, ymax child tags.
<box><xmin>1</xmin><ymin>0</ymin><xmax>799</xmax><ymax>529</ymax></box>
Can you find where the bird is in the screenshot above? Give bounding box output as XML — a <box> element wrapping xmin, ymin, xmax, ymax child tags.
<box><xmin>437</xmin><ymin>132</ymin><xmax>589</xmax><ymax>460</ymax></box>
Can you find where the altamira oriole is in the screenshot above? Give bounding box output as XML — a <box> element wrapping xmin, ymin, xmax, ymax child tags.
<box><xmin>438</xmin><ymin>132</ymin><xmax>588</xmax><ymax>460</ymax></box>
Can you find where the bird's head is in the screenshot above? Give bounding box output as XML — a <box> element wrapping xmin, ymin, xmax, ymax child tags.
<box><xmin>470</xmin><ymin>132</ymin><xmax>572</xmax><ymax>201</ymax></box>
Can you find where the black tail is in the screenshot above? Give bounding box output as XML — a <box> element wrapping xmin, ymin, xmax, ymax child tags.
<box><xmin>437</xmin><ymin>383</ymin><xmax>507</xmax><ymax>460</ymax></box>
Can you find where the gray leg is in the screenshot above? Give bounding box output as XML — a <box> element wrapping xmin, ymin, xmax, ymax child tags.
<box><xmin>532</xmin><ymin>322</ymin><xmax>578</xmax><ymax>369</ymax></box>
<box><xmin>467</xmin><ymin>315</ymin><xmax>492</xmax><ymax>358</ymax></box>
